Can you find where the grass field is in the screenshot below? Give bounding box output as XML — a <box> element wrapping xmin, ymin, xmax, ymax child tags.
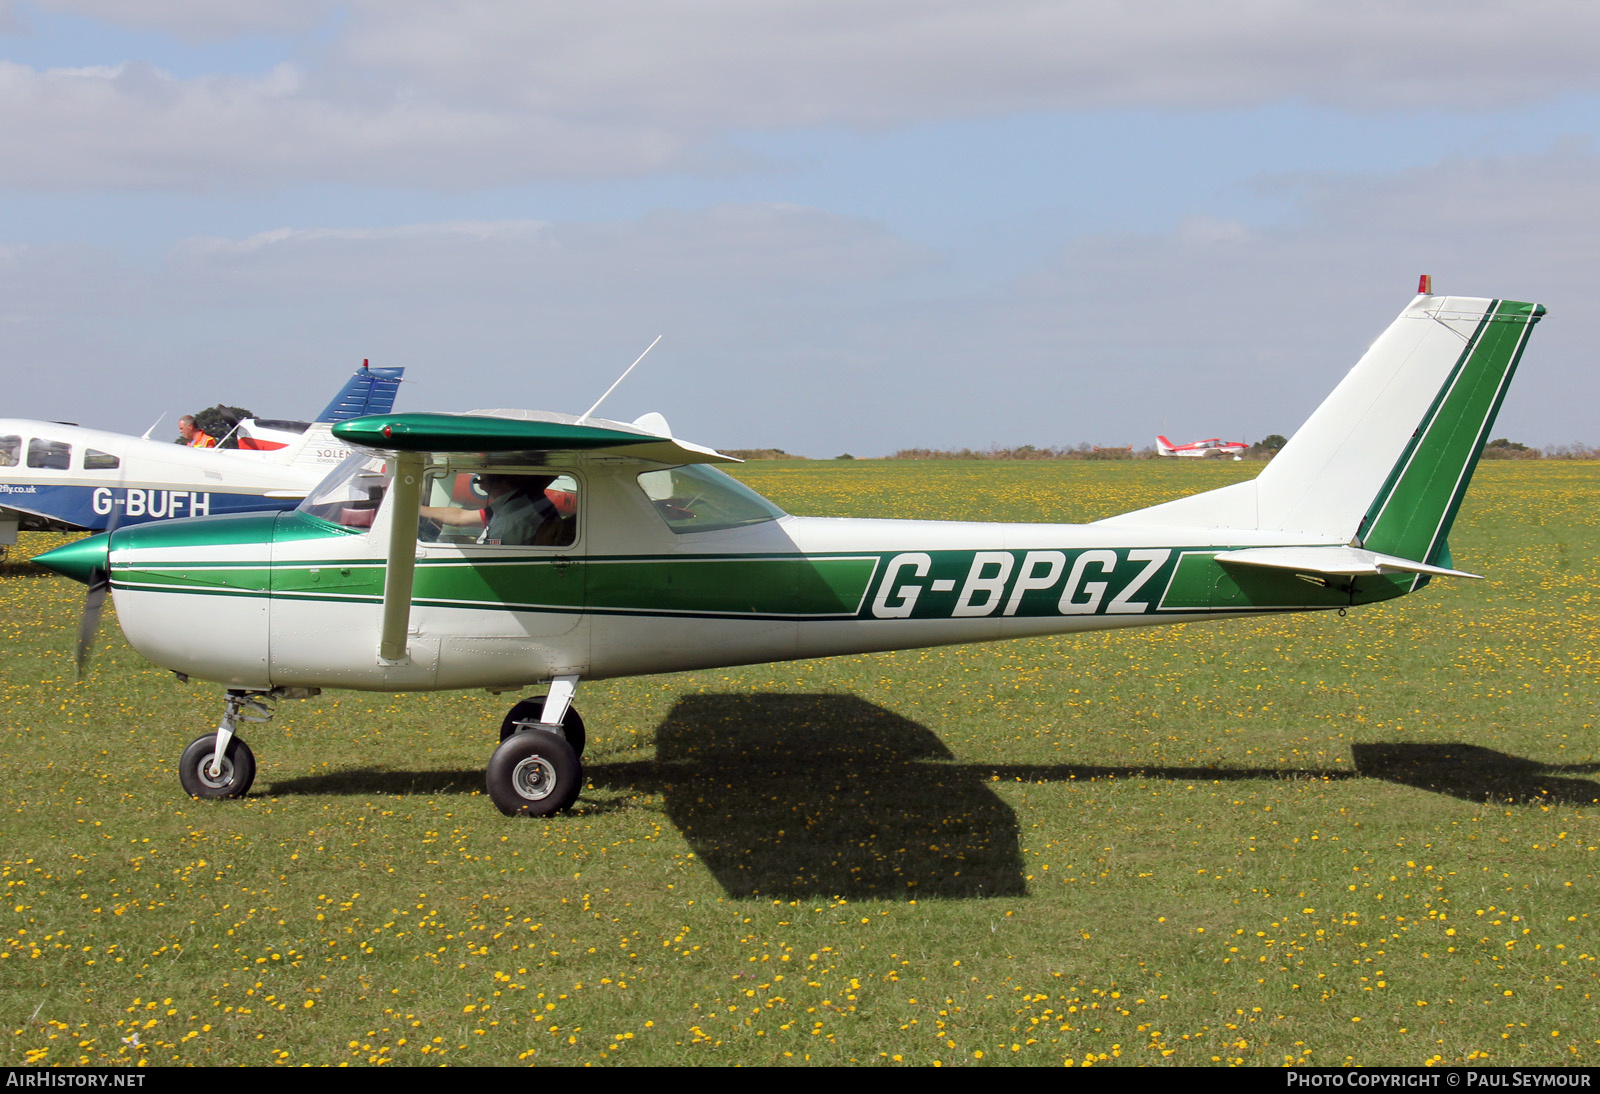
<box><xmin>2</xmin><ymin>459</ymin><xmax>1597</xmax><ymax>1067</ymax></box>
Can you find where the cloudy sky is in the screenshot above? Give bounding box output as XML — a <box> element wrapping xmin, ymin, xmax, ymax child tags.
<box><xmin>2</xmin><ymin>1</ymin><xmax>1596</xmax><ymax>455</ymax></box>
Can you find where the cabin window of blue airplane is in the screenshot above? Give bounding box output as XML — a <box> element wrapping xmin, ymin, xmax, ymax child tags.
<box><xmin>636</xmin><ymin>465</ymin><xmax>786</xmax><ymax>534</ymax></box>
<box><xmin>26</xmin><ymin>439</ymin><xmax>71</xmax><ymax>470</ymax></box>
<box><xmin>83</xmin><ymin>449</ymin><xmax>119</xmax><ymax>470</ymax></box>
<box><xmin>0</xmin><ymin>436</ymin><xmax>18</xmax><ymax>467</ymax></box>
<box><xmin>418</xmin><ymin>470</ymin><xmax>578</xmax><ymax>548</ymax></box>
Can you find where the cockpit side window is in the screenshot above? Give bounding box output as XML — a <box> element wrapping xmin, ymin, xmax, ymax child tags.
<box><xmin>27</xmin><ymin>439</ymin><xmax>71</xmax><ymax>470</ymax></box>
<box><xmin>419</xmin><ymin>470</ymin><xmax>579</xmax><ymax>548</ymax></box>
<box><xmin>0</xmin><ymin>436</ymin><xmax>19</xmax><ymax>467</ymax></box>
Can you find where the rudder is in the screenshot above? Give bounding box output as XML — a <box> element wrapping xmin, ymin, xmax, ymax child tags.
<box><xmin>1355</xmin><ymin>298</ymin><xmax>1543</xmax><ymax>566</ymax></box>
<box><xmin>1100</xmin><ymin>291</ymin><xmax>1545</xmax><ymax>555</ymax></box>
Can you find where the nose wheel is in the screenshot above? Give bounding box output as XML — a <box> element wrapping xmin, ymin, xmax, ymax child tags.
<box><xmin>178</xmin><ymin>733</ymin><xmax>256</xmax><ymax>799</ymax></box>
<box><xmin>173</xmin><ymin>687</ymin><xmax>315</xmax><ymax>802</ymax></box>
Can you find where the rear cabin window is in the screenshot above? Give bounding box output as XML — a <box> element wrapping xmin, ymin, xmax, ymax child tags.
<box><xmin>83</xmin><ymin>449</ymin><xmax>119</xmax><ymax>470</ymax></box>
<box><xmin>419</xmin><ymin>470</ymin><xmax>578</xmax><ymax>548</ymax></box>
<box><xmin>0</xmin><ymin>436</ymin><xmax>19</xmax><ymax>467</ymax></box>
<box><xmin>27</xmin><ymin>439</ymin><xmax>71</xmax><ymax>470</ymax></box>
<box><xmin>636</xmin><ymin>464</ymin><xmax>785</xmax><ymax>534</ymax></box>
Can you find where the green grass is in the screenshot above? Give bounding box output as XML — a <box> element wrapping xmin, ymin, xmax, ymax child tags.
<box><xmin>2</xmin><ymin>460</ymin><xmax>1597</xmax><ymax>1066</ymax></box>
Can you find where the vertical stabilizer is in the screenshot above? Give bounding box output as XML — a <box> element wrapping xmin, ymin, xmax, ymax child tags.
<box><xmin>1353</xmin><ymin>299</ymin><xmax>1541</xmax><ymax>565</ymax></box>
<box><xmin>1100</xmin><ymin>291</ymin><xmax>1545</xmax><ymax>555</ymax></box>
<box><xmin>316</xmin><ymin>362</ymin><xmax>405</xmax><ymax>423</ymax></box>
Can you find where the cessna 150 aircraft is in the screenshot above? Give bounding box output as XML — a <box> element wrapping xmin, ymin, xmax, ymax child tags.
<box><xmin>0</xmin><ymin>363</ymin><xmax>403</xmax><ymax>553</ymax></box>
<box><xmin>38</xmin><ymin>285</ymin><xmax>1543</xmax><ymax>818</ymax></box>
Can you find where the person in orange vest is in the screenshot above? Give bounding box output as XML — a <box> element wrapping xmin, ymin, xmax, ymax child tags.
<box><xmin>178</xmin><ymin>415</ymin><xmax>217</xmax><ymax>448</ymax></box>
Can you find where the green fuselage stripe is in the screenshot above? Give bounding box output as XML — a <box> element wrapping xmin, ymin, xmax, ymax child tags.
<box><xmin>110</xmin><ymin>544</ymin><xmax>1414</xmax><ymax>621</ymax></box>
<box><xmin>113</xmin><ymin>555</ymin><xmax>882</xmax><ymax>619</ymax></box>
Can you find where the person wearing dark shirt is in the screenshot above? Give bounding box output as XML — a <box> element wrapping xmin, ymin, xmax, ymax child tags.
<box><xmin>419</xmin><ymin>474</ymin><xmax>570</xmax><ymax>546</ymax></box>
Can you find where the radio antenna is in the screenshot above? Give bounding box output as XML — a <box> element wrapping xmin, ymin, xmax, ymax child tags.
<box><xmin>577</xmin><ymin>335</ymin><xmax>662</xmax><ymax>425</ymax></box>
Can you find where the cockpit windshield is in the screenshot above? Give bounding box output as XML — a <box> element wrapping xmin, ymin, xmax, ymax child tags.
<box><xmin>298</xmin><ymin>452</ymin><xmax>387</xmax><ymax>529</ymax></box>
<box><xmin>636</xmin><ymin>464</ymin><xmax>786</xmax><ymax>533</ymax></box>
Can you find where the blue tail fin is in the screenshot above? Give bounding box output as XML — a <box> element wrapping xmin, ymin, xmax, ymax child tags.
<box><xmin>316</xmin><ymin>361</ymin><xmax>405</xmax><ymax>423</ymax></box>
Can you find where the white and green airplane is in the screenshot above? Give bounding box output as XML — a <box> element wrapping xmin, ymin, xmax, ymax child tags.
<box><xmin>37</xmin><ymin>285</ymin><xmax>1544</xmax><ymax>817</ymax></box>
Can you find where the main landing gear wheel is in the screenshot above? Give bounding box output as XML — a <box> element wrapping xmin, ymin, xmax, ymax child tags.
<box><xmin>486</xmin><ymin>730</ymin><xmax>581</xmax><ymax>817</ymax></box>
<box><xmin>178</xmin><ymin>733</ymin><xmax>256</xmax><ymax>800</ymax></box>
<box><xmin>500</xmin><ymin>696</ymin><xmax>586</xmax><ymax>756</ymax></box>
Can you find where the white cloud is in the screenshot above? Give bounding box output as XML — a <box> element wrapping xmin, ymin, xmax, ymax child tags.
<box><xmin>3</xmin><ymin>2</ymin><xmax>1600</xmax><ymax>188</ymax></box>
<box><xmin>0</xmin><ymin>204</ymin><xmax>932</xmax><ymax>437</ymax></box>
<box><xmin>336</xmin><ymin>0</ymin><xmax>1600</xmax><ymax>120</ymax></box>
<box><xmin>0</xmin><ymin>60</ymin><xmax>688</xmax><ymax>188</ymax></box>
<box><xmin>3</xmin><ymin>150</ymin><xmax>1595</xmax><ymax>453</ymax></box>
<box><xmin>31</xmin><ymin>0</ymin><xmax>329</xmax><ymax>40</ymax></box>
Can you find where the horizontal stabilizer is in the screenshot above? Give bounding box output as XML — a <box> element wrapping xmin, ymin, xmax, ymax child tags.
<box><xmin>1214</xmin><ymin>546</ymin><xmax>1481</xmax><ymax>580</ymax></box>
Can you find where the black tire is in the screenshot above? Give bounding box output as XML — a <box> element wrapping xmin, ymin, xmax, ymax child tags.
<box><xmin>486</xmin><ymin>730</ymin><xmax>582</xmax><ymax>817</ymax></box>
<box><xmin>500</xmin><ymin>696</ymin><xmax>585</xmax><ymax>756</ymax></box>
<box><xmin>178</xmin><ymin>733</ymin><xmax>256</xmax><ymax>800</ymax></box>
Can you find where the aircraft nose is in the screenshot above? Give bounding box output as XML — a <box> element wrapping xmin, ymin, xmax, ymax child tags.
<box><xmin>33</xmin><ymin>534</ymin><xmax>110</xmax><ymax>585</ymax></box>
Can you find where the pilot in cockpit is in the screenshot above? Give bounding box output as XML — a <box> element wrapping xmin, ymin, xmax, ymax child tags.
<box><xmin>419</xmin><ymin>473</ymin><xmax>569</xmax><ymax>546</ymax></box>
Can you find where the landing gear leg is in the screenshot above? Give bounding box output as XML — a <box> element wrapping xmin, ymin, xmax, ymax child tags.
<box><xmin>179</xmin><ymin>690</ymin><xmax>269</xmax><ymax>799</ymax></box>
<box><xmin>176</xmin><ymin>687</ymin><xmax>319</xmax><ymax>801</ymax></box>
<box><xmin>499</xmin><ymin>674</ymin><xmax>586</xmax><ymax>755</ymax></box>
<box><xmin>488</xmin><ymin>675</ymin><xmax>584</xmax><ymax>815</ymax></box>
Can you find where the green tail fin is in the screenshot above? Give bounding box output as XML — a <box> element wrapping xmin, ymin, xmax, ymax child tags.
<box><xmin>1357</xmin><ymin>299</ymin><xmax>1543</xmax><ymax>567</ymax></box>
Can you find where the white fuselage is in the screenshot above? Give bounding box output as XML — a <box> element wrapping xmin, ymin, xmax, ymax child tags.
<box><xmin>105</xmin><ymin>451</ymin><xmax>1339</xmax><ymax>693</ymax></box>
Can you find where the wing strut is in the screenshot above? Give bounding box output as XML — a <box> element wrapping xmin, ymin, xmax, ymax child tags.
<box><xmin>379</xmin><ymin>452</ymin><xmax>423</xmax><ymax>662</ymax></box>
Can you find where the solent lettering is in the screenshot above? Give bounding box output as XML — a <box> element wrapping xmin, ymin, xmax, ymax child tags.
<box><xmin>92</xmin><ymin>488</ymin><xmax>212</xmax><ymax>519</ymax></box>
<box><xmin>871</xmin><ymin>549</ymin><xmax>1172</xmax><ymax>619</ymax></box>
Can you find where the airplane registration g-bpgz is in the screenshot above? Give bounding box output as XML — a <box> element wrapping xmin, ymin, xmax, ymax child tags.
<box><xmin>38</xmin><ymin>287</ymin><xmax>1544</xmax><ymax>818</ymax></box>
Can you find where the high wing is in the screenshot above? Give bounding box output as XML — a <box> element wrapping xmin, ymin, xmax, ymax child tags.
<box><xmin>333</xmin><ymin>409</ymin><xmax>736</xmax><ymax>465</ymax></box>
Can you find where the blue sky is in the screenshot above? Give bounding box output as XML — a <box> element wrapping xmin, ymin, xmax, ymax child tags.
<box><xmin>3</xmin><ymin>1</ymin><xmax>1598</xmax><ymax>455</ymax></box>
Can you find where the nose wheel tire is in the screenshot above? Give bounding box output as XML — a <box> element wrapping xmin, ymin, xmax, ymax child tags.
<box><xmin>487</xmin><ymin>730</ymin><xmax>581</xmax><ymax>816</ymax></box>
<box><xmin>500</xmin><ymin>697</ymin><xmax>585</xmax><ymax>757</ymax></box>
<box><xmin>178</xmin><ymin>733</ymin><xmax>256</xmax><ymax>800</ymax></box>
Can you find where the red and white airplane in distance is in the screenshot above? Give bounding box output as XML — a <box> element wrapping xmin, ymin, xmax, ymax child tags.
<box><xmin>1155</xmin><ymin>435</ymin><xmax>1250</xmax><ymax>459</ymax></box>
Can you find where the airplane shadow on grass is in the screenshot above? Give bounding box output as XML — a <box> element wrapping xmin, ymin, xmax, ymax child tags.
<box><xmin>269</xmin><ymin>693</ymin><xmax>1600</xmax><ymax>902</ymax></box>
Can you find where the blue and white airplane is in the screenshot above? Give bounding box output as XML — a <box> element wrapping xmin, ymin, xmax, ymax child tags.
<box><xmin>0</xmin><ymin>363</ymin><xmax>403</xmax><ymax>554</ymax></box>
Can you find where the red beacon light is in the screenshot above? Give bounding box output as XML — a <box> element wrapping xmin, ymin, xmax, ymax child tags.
<box><xmin>1417</xmin><ymin>274</ymin><xmax>1433</xmax><ymax>295</ymax></box>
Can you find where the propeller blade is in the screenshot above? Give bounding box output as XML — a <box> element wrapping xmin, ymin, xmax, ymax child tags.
<box><xmin>75</xmin><ymin>567</ymin><xmax>109</xmax><ymax>675</ymax></box>
<box><xmin>76</xmin><ymin>465</ymin><xmax>125</xmax><ymax>677</ymax></box>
